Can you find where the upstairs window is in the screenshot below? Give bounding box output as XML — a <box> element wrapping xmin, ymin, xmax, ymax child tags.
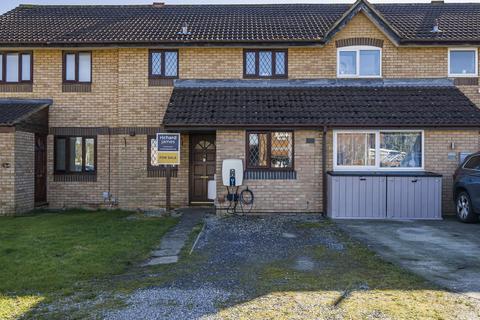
<box><xmin>149</xmin><ymin>50</ymin><xmax>178</xmax><ymax>78</ymax></box>
<box><xmin>247</xmin><ymin>131</ymin><xmax>293</xmax><ymax>170</ymax></box>
<box><xmin>0</xmin><ymin>52</ymin><xmax>32</xmax><ymax>83</ymax></box>
<box><xmin>244</xmin><ymin>49</ymin><xmax>287</xmax><ymax>78</ymax></box>
<box><xmin>54</xmin><ymin>136</ymin><xmax>96</xmax><ymax>174</ymax></box>
<box><xmin>337</xmin><ymin>46</ymin><xmax>381</xmax><ymax>78</ymax></box>
<box><xmin>63</xmin><ymin>52</ymin><xmax>92</xmax><ymax>83</ymax></box>
<box><xmin>449</xmin><ymin>48</ymin><xmax>478</xmax><ymax>77</ymax></box>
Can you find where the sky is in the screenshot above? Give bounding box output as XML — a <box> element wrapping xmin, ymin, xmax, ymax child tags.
<box><xmin>1</xmin><ymin>0</ymin><xmax>480</xmax><ymax>14</ymax></box>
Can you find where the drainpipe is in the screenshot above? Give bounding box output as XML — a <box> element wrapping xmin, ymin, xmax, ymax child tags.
<box><xmin>108</xmin><ymin>127</ymin><xmax>112</xmax><ymax>206</ymax></box>
<box><xmin>322</xmin><ymin>126</ymin><xmax>328</xmax><ymax>216</ymax></box>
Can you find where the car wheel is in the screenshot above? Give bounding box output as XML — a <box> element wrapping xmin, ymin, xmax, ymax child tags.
<box><xmin>456</xmin><ymin>192</ymin><xmax>478</xmax><ymax>223</ymax></box>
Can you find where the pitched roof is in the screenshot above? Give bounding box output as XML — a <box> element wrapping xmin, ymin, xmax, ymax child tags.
<box><xmin>1</xmin><ymin>2</ymin><xmax>480</xmax><ymax>46</ymax></box>
<box><xmin>0</xmin><ymin>99</ymin><xmax>51</xmax><ymax>126</ymax></box>
<box><xmin>163</xmin><ymin>83</ymin><xmax>480</xmax><ymax>128</ymax></box>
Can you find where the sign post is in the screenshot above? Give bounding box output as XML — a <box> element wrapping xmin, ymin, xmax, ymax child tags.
<box><xmin>156</xmin><ymin>133</ymin><xmax>181</xmax><ymax>212</ymax></box>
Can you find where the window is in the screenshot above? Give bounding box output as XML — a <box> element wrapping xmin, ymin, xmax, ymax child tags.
<box><xmin>54</xmin><ymin>136</ymin><xmax>96</xmax><ymax>174</ymax></box>
<box><xmin>247</xmin><ymin>131</ymin><xmax>293</xmax><ymax>170</ymax></box>
<box><xmin>244</xmin><ymin>49</ymin><xmax>287</xmax><ymax>78</ymax></box>
<box><xmin>449</xmin><ymin>48</ymin><xmax>478</xmax><ymax>77</ymax></box>
<box><xmin>0</xmin><ymin>52</ymin><xmax>32</xmax><ymax>83</ymax></box>
<box><xmin>149</xmin><ymin>50</ymin><xmax>178</xmax><ymax>78</ymax></box>
<box><xmin>334</xmin><ymin>130</ymin><xmax>423</xmax><ymax>170</ymax></box>
<box><xmin>463</xmin><ymin>156</ymin><xmax>480</xmax><ymax>171</ymax></box>
<box><xmin>337</xmin><ymin>46</ymin><xmax>381</xmax><ymax>78</ymax></box>
<box><xmin>63</xmin><ymin>52</ymin><xmax>92</xmax><ymax>83</ymax></box>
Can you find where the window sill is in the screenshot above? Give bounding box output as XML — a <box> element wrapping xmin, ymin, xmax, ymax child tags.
<box><xmin>62</xmin><ymin>83</ymin><xmax>92</xmax><ymax>93</ymax></box>
<box><xmin>244</xmin><ymin>170</ymin><xmax>296</xmax><ymax>180</ymax></box>
<box><xmin>149</xmin><ymin>78</ymin><xmax>175</xmax><ymax>87</ymax></box>
<box><xmin>147</xmin><ymin>167</ymin><xmax>178</xmax><ymax>178</ymax></box>
<box><xmin>0</xmin><ymin>83</ymin><xmax>33</xmax><ymax>92</ymax></box>
<box><xmin>53</xmin><ymin>173</ymin><xmax>97</xmax><ymax>182</ymax></box>
<box><xmin>453</xmin><ymin>77</ymin><xmax>479</xmax><ymax>86</ymax></box>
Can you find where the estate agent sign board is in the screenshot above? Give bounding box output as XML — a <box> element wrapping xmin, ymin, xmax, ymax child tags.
<box><xmin>156</xmin><ymin>133</ymin><xmax>180</xmax><ymax>165</ymax></box>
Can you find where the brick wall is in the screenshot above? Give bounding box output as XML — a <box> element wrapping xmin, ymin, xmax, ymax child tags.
<box><xmin>0</xmin><ymin>132</ymin><xmax>15</xmax><ymax>215</ymax></box>
<box><xmin>216</xmin><ymin>130</ymin><xmax>323</xmax><ymax>213</ymax></box>
<box><xmin>14</xmin><ymin>131</ymin><xmax>35</xmax><ymax>213</ymax></box>
<box><xmin>0</xmin><ymin>131</ymin><xmax>35</xmax><ymax>215</ymax></box>
<box><xmin>424</xmin><ymin>130</ymin><xmax>480</xmax><ymax>213</ymax></box>
<box><xmin>1</xmin><ymin>10</ymin><xmax>480</xmax><ymax>214</ymax></box>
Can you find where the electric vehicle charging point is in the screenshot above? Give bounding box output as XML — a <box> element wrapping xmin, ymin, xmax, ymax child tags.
<box><xmin>221</xmin><ymin>159</ymin><xmax>254</xmax><ymax>214</ymax></box>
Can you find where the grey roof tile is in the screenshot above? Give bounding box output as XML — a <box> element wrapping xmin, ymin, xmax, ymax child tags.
<box><xmin>0</xmin><ymin>3</ymin><xmax>480</xmax><ymax>45</ymax></box>
<box><xmin>164</xmin><ymin>86</ymin><xmax>480</xmax><ymax>127</ymax></box>
<box><xmin>0</xmin><ymin>99</ymin><xmax>52</xmax><ymax>126</ymax></box>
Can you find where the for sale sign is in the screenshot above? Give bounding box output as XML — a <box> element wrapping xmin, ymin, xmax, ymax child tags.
<box><xmin>156</xmin><ymin>133</ymin><xmax>180</xmax><ymax>165</ymax></box>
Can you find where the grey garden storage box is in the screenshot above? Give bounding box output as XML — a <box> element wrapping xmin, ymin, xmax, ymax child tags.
<box><xmin>328</xmin><ymin>175</ymin><xmax>386</xmax><ymax>219</ymax></box>
<box><xmin>386</xmin><ymin>176</ymin><xmax>442</xmax><ymax>220</ymax></box>
<box><xmin>327</xmin><ymin>172</ymin><xmax>442</xmax><ymax>220</ymax></box>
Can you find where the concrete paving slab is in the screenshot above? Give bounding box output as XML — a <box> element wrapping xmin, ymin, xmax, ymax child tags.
<box><xmin>142</xmin><ymin>208</ymin><xmax>209</xmax><ymax>267</ymax></box>
<box><xmin>143</xmin><ymin>256</ymin><xmax>178</xmax><ymax>266</ymax></box>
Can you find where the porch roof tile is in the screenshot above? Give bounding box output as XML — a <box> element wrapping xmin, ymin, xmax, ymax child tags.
<box><xmin>0</xmin><ymin>99</ymin><xmax>52</xmax><ymax>126</ymax></box>
<box><xmin>163</xmin><ymin>86</ymin><xmax>480</xmax><ymax>128</ymax></box>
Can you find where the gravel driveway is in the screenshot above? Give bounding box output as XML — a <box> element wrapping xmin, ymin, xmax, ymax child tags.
<box><xmin>105</xmin><ymin>214</ymin><xmax>340</xmax><ymax>320</ymax></box>
<box><xmin>103</xmin><ymin>215</ymin><xmax>480</xmax><ymax>320</ymax></box>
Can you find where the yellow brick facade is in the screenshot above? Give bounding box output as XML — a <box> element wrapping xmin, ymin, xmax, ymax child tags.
<box><xmin>0</xmin><ymin>11</ymin><xmax>479</xmax><ymax>215</ymax></box>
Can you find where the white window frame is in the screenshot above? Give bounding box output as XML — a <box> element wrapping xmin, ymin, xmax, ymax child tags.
<box><xmin>337</xmin><ymin>46</ymin><xmax>382</xmax><ymax>78</ymax></box>
<box><xmin>448</xmin><ymin>48</ymin><xmax>478</xmax><ymax>77</ymax></box>
<box><xmin>333</xmin><ymin>129</ymin><xmax>424</xmax><ymax>171</ymax></box>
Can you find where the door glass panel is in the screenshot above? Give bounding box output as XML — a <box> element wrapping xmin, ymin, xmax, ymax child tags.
<box><xmin>464</xmin><ymin>156</ymin><xmax>480</xmax><ymax>170</ymax></box>
<box><xmin>69</xmin><ymin>137</ymin><xmax>83</xmax><ymax>172</ymax></box>
<box><xmin>380</xmin><ymin>132</ymin><xmax>422</xmax><ymax>168</ymax></box>
<box><xmin>55</xmin><ymin>138</ymin><xmax>66</xmax><ymax>171</ymax></box>
<box><xmin>85</xmin><ymin>138</ymin><xmax>95</xmax><ymax>172</ymax></box>
<box><xmin>337</xmin><ymin>132</ymin><xmax>375</xmax><ymax>166</ymax></box>
<box><xmin>6</xmin><ymin>53</ymin><xmax>19</xmax><ymax>82</ymax></box>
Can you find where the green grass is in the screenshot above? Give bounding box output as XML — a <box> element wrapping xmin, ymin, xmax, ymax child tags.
<box><xmin>0</xmin><ymin>210</ymin><xmax>177</xmax><ymax>319</ymax></box>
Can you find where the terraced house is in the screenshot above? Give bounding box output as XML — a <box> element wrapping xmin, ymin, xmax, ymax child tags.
<box><xmin>2</xmin><ymin>0</ymin><xmax>480</xmax><ymax>218</ymax></box>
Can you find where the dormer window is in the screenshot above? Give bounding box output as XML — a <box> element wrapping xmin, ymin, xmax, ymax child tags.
<box><xmin>448</xmin><ymin>48</ymin><xmax>478</xmax><ymax>77</ymax></box>
<box><xmin>337</xmin><ymin>46</ymin><xmax>381</xmax><ymax>78</ymax></box>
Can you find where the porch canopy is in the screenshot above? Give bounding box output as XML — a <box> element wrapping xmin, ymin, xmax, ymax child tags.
<box><xmin>163</xmin><ymin>79</ymin><xmax>480</xmax><ymax>130</ymax></box>
<box><xmin>0</xmin><ymin>99</ymin><xmax>51</xmax><ymax>133</ymax></box>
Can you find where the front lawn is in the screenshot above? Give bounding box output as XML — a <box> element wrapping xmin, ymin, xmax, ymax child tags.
<box><xmin>0</xmin><ymin>210</ymin><xmax>177</xmax><ymax>319</ymax></box>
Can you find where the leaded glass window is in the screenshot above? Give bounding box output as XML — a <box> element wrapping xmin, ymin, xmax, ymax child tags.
<box><xmin>247</xmin><ymin>131</ymin><xmax>293</xmax><ymax>169</ymax></box>
<box><xmin>244</xmin><ymin>50</ymin><xmax>287</xmax><ymax>78</ymax></box>
<box><xmin>149</xmin><ymin>50</ymin><xmax>178</xmax><ymax>78</ymax></box>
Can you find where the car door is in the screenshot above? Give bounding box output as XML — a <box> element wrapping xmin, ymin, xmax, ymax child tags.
<box><xmin>462</xmin><ymin>155</ymin><xmax>480</xmax><ymax>211</ymax></box>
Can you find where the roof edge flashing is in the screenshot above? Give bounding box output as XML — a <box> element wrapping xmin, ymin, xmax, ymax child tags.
<box><xmin>173</xmin><ymin>78</ymin><xmax>454</xmax><ymax>89</ymax></box>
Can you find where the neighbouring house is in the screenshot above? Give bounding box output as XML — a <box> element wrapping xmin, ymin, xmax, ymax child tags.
<box><xmin>1</xmin><ymin>0</ymin><xmax>480</xmax><ymax>218</ymax></box>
